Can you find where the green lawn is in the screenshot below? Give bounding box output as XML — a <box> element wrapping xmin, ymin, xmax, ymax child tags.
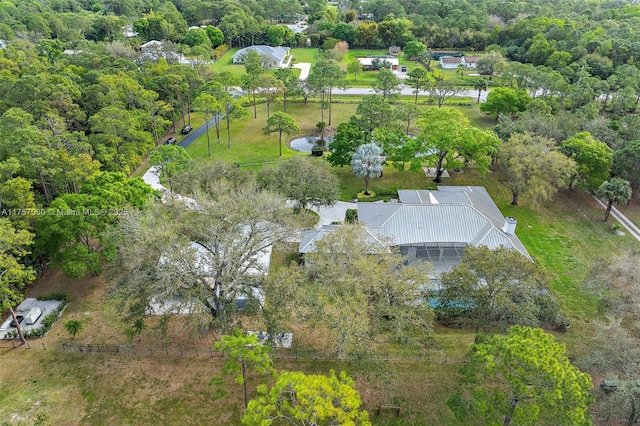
<box><xmin>290</xmin><ymin>47</ymin><xmax>319</xmax><ymax>63</ymax></box>
<box><xmin>184</xmin><ymin>102</ymin><xmax>359</xmax><ymax>167</ymax></box>
<box><xmin>446</xmin><ymin>169</ymin><xmax>639</xmax><ymax>318</ymax></box>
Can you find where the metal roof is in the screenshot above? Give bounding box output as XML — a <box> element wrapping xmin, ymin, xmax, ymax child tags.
<box><xmin>299</xmin><ymin>225</ymin><xmax>389</xmax><ymax>254</ymax></box>
<box><xmin>359</xmin><ymin>187</ymin><xmax>529</xmax><ymax>256</ymax></box>
<box><xmin>233</xmin><ymin>45</ymin><xmax>289</xmax><ymax>63</ymax></box>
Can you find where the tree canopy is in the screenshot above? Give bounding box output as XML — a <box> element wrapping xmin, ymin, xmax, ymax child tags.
<box><xmin>257</xmin><ymin>157</ymin><xmax>339</xmax><ymax>211</ymax></box>
<box><xmin>437</xmin><ymin>246</ymin><xmax>567</xmax><ymax>332</ymax></box>
<box><xmin>497</xmin><ymin>132</ymin><xmax>576</xmax><ymax>205</ymax></box>
<box><xmin>243</xmin><ymin>370</ymin><xmax>371</xmax><ymax>426</ymax></box>
<box><xmin>448</xmin><ymin>326</ymin><xmax>594</xmax><ymax>426</ymax></box>
<box><xmin>417</xmin><ymin>107</ymin><xmax>500</xmax><ymax>183</ymax></box>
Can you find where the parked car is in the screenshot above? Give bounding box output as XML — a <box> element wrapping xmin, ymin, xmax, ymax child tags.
<box><xmin>181</xmin><ymin>125</ymin><xmax>192</xmax><ymax>134</ymax></box>
<box><xmin>10</xmin><ymin>315</ymin><xmax>24</xmax><ymax>328</ymax></box>
<box><xmin>401</xmin><ymin>65</ymin><xmax>407</xmax><ymax>72</ymax></box>
<box><xmin>164</xmin><ymin>137</ymin><xmax>177</xmax><ymax>145</ymax></box>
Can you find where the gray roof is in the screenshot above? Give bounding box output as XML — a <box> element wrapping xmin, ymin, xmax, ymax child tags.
<box><xmin>298</xmin><ymin>187</ymin><xmax>529</xmax><ymax>271</ymax></box>
<box><xmin>361</xmin><ymin>187</ymin><xmax>529</xmax><ymax>256</ymax></box>
<box><xmin>233</xmin><ymin>45</ymin><xmax>289</xmax><ymax>63</ymax></box>
<box><xmin>298</xmin><ymin>225</ymin><xmax>389</xmax><ymax>254</ymax></box>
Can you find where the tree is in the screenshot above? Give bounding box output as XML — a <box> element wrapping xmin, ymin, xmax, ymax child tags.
<box><xmin>497</xmin><ymin>133</ymin><xmax>576</xmax><ymax>205</ymax></box>
<box><xmin>480</xmin><ymin>87</ymin><xmax>531</xmax><ymax>119</ymax></box>
<box><xmin>273</xmin><ymin>68</ymin><xmax>298</xmax><ymax>113</ymax></box>
<box><xmin>214</xmin><ymin>330</ymin><xmax>275</xmax><ymax>409</ymax></box>
<box><xmin>406</xmin><ymin>68</ymin><xmax>431</xmax><ymax>105</ymax></box>
<box><xmin>112</xmin><ymin>167</ymin><xmax>303</xmax><ymax>331</ymax></box>
<box><xmin>307</xmin><ymin>59</ymin><xmax>346</xmax><ymax>126</ymax></box>
<box><xmin>0</xmin><ymin>218</ymin><xmax>35</xmax><ymax>346</ymax></box>
<box><xmin>356</xmin><ymin>21</ymin><xmax>378</xmax><ymax>48</ymax></box>
<box><xmin>352</xmin><ymin>143</ymin><xmax>384</xmax><ymax>195</ymax></box>
<box><xmin>576</xmin><ymin>322</ymin><xmax>640</xmax><ymax>425</ymax></box>
<box><xmin>256</xmin><ymin>75</ymin><xmax>284</xmax><ymax>119</ymax></box>
<box><xmin>597</xmin><ymin>178</ymin><xmax>632</xmax><ymax>222</ymax></box>
<box><xmin>427</xmin><ymin>80</ymin><xmax>466</xmax><ymax>108</ymax></box>
<box><xmin>257</xmin><ymin>157</ymin><xmax>339</xmax><ymax>211</ymax></box>
<box><xmin>476</xmin><ymin>51</ymin><xmax>504</xmax><ymax>79</ymax></box>
<box><xmin>372</xmin><ymin>68</ymin><xmax>401</xmax><ymax>102</ymax></box>
<box><xmin>150</xmin><ymin>145</ymin><xmax>191</xmax><ymax>191</ymax></box>
<box><xmin>274</xmin><ymin>225</ymin><xmax>434</xmax><ymax>361</ymax></box>
<box><xmin>437</xmin><ymin>246</ymin><xmax>566</xmax><ymax>332</ymax></box>
<box><xmin>347</xmin><ymin>58</ymin><xmax>362</xmax><ymax>81</ymax></box>
<box><xmin>447</xmin><ymin>326</ymin><xmax>593</xmax><ymax>426</ymax></box>
<box><xmin>35</xmin><ymin>173</ymin><xmax>155</xmax><ymax>278</ymax></box>
<box><xmin>205</xmin><ymin>26</ymin><xmax>225</xmax><ymax>47</ymax></box>
<box><xmin>350</xmin><ymin>94</ymin><xmax>393</xmax><ymax>132</ymax></box>
<box><xmin>559</xmin><ymin>132</ymin><xmax>613</xmax><ymax>191</ymax></box>
<box><xmin>474</xmin><ymin>79</ymin><xmax>488</xmax><ymax>103</ymax></box>
<box><xmin>243</xmin><ymin>370</ymin><xmax>371</xmax><ymax>426</ymax></box>
<box><xmin>395</xmin><ymin>102</ymin><xmax>422</xmax><ymax>136</ymax></box>
<box><xmin>327</xmin><ymin>122</ymin><xmax>371</xmax><ymax>167</ymax></box>
<box><xmin>193</xmin><ymin>93</ymin><xmax>223</xmax><ymax>156</ymax></box>
<box><xmin>417</xmin><ymin>107</ymin><xmax>500</xmax><ymax>183</ymax></box>
<box><xmin>263</xmin><ymin>112</ymin><xmax>300</xmax><ymax>157</ymax></box>
<box><xmin>243</xmin><ymin>50</ymin><xmax>265</xmax><ymax>119</ymax></box>
<box><xmin>64</xmin><ymin>319</ymin><xmax>84</xmax><ymax>339</ymax></box>
<box><xmin>404</xmin><ymin>40</ymin><xmax>426</xmax><ymax>59</ymax></box>
<box><xmin>183</xmin><ymin>28</ymin><xmax>211</xmax><ymax>47</ymax></box>
<box><xmin>612</xmin><ymin>140</ymin><xmax>640</xmax><ymax>190</ymax></box>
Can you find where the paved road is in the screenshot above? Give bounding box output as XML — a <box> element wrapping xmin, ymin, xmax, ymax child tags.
<box><xmin>593</xmin><ymin>196</ymin><xmax>640</xmax><ymax>243</ymax></box>
<box><xmin>332</xmin><ymin>87</ymin><xmax>487</xmax><ymax>101</ymax></box>
<box><xmin>177</xmin><ymin>114</ymin><xmax>223</xmax><ymax>149</ymax></box>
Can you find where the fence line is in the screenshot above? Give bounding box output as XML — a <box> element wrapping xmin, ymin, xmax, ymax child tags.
<box><xmin>1</xmin><ymin>340</ymin><xmax>460</xmax><ymax>363</ymax></box>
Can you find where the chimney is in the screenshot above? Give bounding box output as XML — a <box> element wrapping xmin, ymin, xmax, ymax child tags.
<box><xmin>503</xmin><ymin>217</ymin><xmax>517</xmax><ymax>235</ymax></box>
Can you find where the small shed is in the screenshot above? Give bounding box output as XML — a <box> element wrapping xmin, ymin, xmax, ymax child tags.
<box><xmin>24</xmin><ymin>307</ymin><xmax>42</xmax><ymax>325</ymax></box>
<box><xmin>389</xmin><ymin>46</ymin><xmax>401</xmax><ymax>56</ymax></box>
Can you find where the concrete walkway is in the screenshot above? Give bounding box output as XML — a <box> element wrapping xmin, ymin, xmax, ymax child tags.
<box><xmin>311</xmin><ymin>201</ymin><xmax>357</xmax><ymax>227</ymax></box>
<box><xmin>593</xmin><ymin>196</ymin><xmax>640</xmax><ymax>243</ymax></box>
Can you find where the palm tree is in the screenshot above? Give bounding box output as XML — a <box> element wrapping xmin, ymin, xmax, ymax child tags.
<box><xmin>351</xmin><ymin>143</ymin><xmax>384</xmax><ymax>195</ymax></box>
<box><xmin>474</xmin><ymin>79</ymin><xmax>488</xmax><ymax>103</ymax></box>
<box><xmin>597</xmin><ymin>178</ymin><xmax>632</xmax><ymax>221</ymax></box>
<box><xmin>64</xmin><ymin>319</ymin><xmax>84</xmax><ymax>339</ymax></box>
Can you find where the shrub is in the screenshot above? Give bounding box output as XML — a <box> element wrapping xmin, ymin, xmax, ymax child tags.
<box><xmin>37</xmin><ymin>292</ymin><xmax>70</xmax><ymax>302</ymax></box>
<box><xmin>345</xmin><ymin>209</ymin><xmax>358</xmax><ymax>223</ymax></box>
<box><xmin>212</xmin><ymin>44</ymin><xmax>229</xmax><ymax>60</ymax></box>
<box><xmin>356</xmin><ymin>190</ymin><xmax>376</xmax><ymax>199</ymax></box>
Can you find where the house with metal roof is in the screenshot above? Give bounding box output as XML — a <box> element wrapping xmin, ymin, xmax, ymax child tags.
<box><xmin>440</xmin><ymin>55</ymin><xmax>481</xmax><ymax>69</ymax></box>
<box><xmin>299</xmin><ymin>186</ymin><xmax>528</xmax><ymax>276</ymax></box>
<box><xmin>232</xmin><ymin>45</ymin><xmax>291</xmax><ymax>68</ymax></box>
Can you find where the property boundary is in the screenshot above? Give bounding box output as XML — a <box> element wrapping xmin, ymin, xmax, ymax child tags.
<box><xmin>2</xmin><ymin>340</ymin><xmax>460</xmax><ymax>363</ymax></box>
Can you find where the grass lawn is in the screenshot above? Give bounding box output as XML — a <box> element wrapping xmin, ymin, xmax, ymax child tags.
<box><xmin>184</xmin><ymin>102</ymin><xmax>359</xmax><ymax>167</ymax></box>
<box><xmin>290</xmin><ymin>47</ymin><xmax>318</xmax><ymax>63</ymax></box>
<box><xmin>211</xmin><ymin>49</ymin><xmax>300</xmax><ymax>79</ymax></box>
<box><xmin>446</xmin><ymin>168</ymin><xmax>639</xmax><ymax>318</ymax></box>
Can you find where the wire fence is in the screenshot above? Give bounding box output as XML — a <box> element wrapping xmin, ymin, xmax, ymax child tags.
<box><xmin>1</xmin><ymin>340</ymin><xmax>458</xmax><ymax>363</ymax></box>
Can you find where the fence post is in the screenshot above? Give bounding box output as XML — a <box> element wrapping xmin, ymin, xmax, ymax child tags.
<box><xmin>42</xmin><ymin>343</ymin><xmax>46</xmax><ymax>350</ymax></box>
<box><xmin>210</xmin><ymin>348</ymin><xmax>213</xmax><ymax>358</ymax></box>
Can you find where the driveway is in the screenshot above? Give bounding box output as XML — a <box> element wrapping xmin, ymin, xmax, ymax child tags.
<box><xmin>592</xmin><ymin>196</ymin><xmax>640</xmax><ymax>242</ymax></box>
<box><xmin>311</xmin><ymin>201</ymin><xmax>357</xmax><ymax>227</ymax></box>
<box><xmin>292</xmin><ymin>62</ymin><xmax>311</xmax><ymax>80</ymax></box>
